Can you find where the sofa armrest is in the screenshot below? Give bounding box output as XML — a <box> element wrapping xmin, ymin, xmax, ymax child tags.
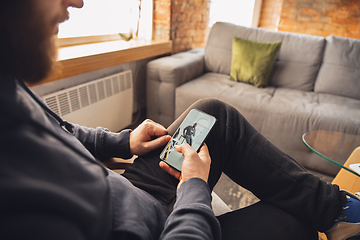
<box><xmin>147</xmin><ymin>48</ymin><xmax>205</xmax><ymax>127</ymax></box>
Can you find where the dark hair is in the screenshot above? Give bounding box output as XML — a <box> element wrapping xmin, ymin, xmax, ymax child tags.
<box><xmin>0</xmin><ymin>0</ymin><xmax>56</xmax><ymax>83</ymax></box>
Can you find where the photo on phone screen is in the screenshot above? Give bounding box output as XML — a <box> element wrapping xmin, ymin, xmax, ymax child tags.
<box><xmin>160</xmin><ymin>109</ymin><xmax>217</xmax><ymax>171</ymax></box>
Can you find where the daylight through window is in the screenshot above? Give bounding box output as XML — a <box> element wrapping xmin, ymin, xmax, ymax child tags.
<box><xmin>209</xmin><ymin>0</ymin><xmax>259</xmax><ymax>28</ymax></box>
<box><xmin>59</xmin><ymin>0</ymin><xmax>152</xmax><ymax>41</ymax></box>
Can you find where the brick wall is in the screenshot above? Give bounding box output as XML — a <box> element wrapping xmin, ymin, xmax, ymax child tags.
<box><xmin>259</xmin><ymin>0</ymin><xmax>360</xmax><ymax>39</ymax></box>
<box><xmin>171</xmin><ymin>0</ymin><xmax>210</xmax><ymax>53</ymax></box>
<box><xmin>152</xmin><ymin>0</ymin><xmax>210</xmax><ymax>53</ymax></box>
<box><xmin>153</xmin><ymin>0</ymin><xmax>171</xmax><ymax>41</ymax></box>
<box><xmin>258</xmin><ymin>0</ymin><xmax>283</xmax><ymax>30</ymax></box>
<box><xmin>154</xmin><ymin>0</ymin><xmax>360</xmax><ymax>54</ymax></box>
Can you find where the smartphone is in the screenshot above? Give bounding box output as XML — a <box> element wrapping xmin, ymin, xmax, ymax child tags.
<box><xmin>160</xmin><ymin>109</ymin><xmax>217</xmax><ymax>171</ymax></box>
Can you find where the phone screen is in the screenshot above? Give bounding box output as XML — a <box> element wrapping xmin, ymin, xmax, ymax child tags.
<box><xmin>160</xmin><ymin>109</ymin><xmax>217</xmax><ymax>171</ymax></box>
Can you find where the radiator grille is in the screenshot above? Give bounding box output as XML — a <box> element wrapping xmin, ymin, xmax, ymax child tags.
<box><xmin>44</xmin><ymin>96</ymin><xmax>59</xmax><ymax>115</ymax></box>
<box><xmin>42</xmin><ymin>70</ymin><xmax>133</xmax><ymax>132</ymax></box>
<box><xmin>43</xmin><ymin>71</ymin><xmax>132</xmax><ymax>117</ymax></box>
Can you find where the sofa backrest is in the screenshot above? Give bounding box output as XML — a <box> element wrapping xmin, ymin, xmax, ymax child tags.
<box><xmin>314</xmin><ymin>35</ymin><xmax>360</xmax><ymax>100</ymax></box>
<box><xmin>204</xmin><ymin>22</ymin><xmax>325</xmax><ymax>91</ymax></box>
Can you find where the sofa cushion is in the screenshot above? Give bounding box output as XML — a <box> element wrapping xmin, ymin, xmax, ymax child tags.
<box><xmin>230</xmin><ymin>37</ymin><xmax>282</xmax><ymax>88</ymax></box>
<box><xmin>175</xmin><ymin>72</ymin><xmax>276</xmax><ymax>130</ymax></box>
<box><xmin>314</xmin><ymin>35</ymin><xmax>360</xmax><ymax>100</ymax></box>
<box><xmin>205</xmin><ymin>22</ymin><xmax>325</xmax><ymax>91</ymax></box>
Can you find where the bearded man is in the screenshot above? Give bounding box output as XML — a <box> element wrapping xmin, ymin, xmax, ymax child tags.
<box><xmin>1</xmin><ymin>1</ymin><xmax>359</xmax><ymax>240</ymax></box>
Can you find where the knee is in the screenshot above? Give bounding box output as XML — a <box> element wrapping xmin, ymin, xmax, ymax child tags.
<box><xmin>191</xmin><ymin>98</ymin><xmax>228</xmax><ymax>112</ymax></box>
<box><xmin>190</xmin><ymin>98</ymin><xmax>248</xmax><ymax>129</ymax></box>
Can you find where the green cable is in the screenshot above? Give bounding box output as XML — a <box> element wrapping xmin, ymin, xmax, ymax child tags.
<box><xmin>302</xmin><ymin>134</ymin><xmax>360</xmax><ymax>178</ymax></box>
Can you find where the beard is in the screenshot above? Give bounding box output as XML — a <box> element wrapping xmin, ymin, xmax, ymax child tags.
<box><xmin>0</xmin><ymin>1</ymin><xmax>57</xmax><ymax>84</ymax></box>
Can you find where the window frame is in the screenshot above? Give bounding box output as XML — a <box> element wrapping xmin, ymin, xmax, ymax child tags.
<box><xmin>56</xmin><ymin>34</ymin><xmax>122</xmax><ymax>47</ymax></box>
<box><xmin>57</xmin><ymin>0</ymin><xmax>153</xmax><ymax>48</ymax></box>
<box><xmin>28</xmin><ymin>39</ymin><xmax>172</xmax><ymax>87</ymax></box>
<box><xmin>252</xmin><ymin>0</ymin><xmax>263</xmax><ymax>27</ymax></box>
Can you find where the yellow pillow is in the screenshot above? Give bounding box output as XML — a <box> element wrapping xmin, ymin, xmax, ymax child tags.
<box><xmin>230</xmin><ymin>36</ymin><xmax>282</xmax><ymax>88</ymax></box>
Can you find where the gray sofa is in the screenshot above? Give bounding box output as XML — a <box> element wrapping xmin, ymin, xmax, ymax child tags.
<box><xmin>147</xmin><ymin>22</ymin><xmax>360</xmax><ymax>176</ymax></box>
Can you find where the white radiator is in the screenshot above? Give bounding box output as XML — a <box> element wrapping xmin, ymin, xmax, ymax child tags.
<box><xmin>42</xmin><ymin>70</ymin><xmax>133</xmax><ymax>132</ymax></box>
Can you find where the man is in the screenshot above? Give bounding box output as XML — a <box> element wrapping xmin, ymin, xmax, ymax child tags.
<box><xmin>1</xmin><ymin>1</ymin><xmax>359</xmax><ymax>239</ymax></box>
<box><xmin>183</xmin><ymin>123</ymin><xmax>197</xmax><ymax>146</ymax></box>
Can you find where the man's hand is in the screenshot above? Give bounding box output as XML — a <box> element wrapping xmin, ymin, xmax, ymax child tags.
<box><xmin>159</xmin><ymin>143</ymin><xmax>211</xmax><ymax>188</ymax></box>
<box><xmin>129</xmin><ymin>119</ymin><xmax>171</xmax><ymax>156</ymax></box>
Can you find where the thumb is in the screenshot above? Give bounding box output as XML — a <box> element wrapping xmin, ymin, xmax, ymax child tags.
<box><xmin>175</xmin><ymin>143</ymin><xmax>195</xmax><ymax>157</ymax></box>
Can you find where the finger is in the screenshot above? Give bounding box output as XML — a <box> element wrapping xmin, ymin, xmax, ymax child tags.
<box><xmin>143</xmin><ymin>119</ymin><xmax>166</xmax><ymax>130</ymax></box>
<box><xmin>159</xmin><ymin>161</ymin><xmax>181</xmax><ymax>179</ymax></box>
<box><xmin>151</xmin><ymin>120</ymin><xmax>167</xmax><ymax>130</ymax></box>
<box><xmin>145</xmin><ymin>135</ymin><xmax>171</xmax><ymax>151</ymax></box>
<box><xmin>152</xmin><ymin>128</ymin><xmax>168</xmax><ymax>138</ymax></box>
<box><xmin>175</xmin><ymin>143</ymin><xmax>196</xmax><ymax>156</ymax></box>
<box><xmin>198</xmin><ymin>143</ymin><xmax>210</xmax><ymax>158</ymax></box>
<box><xmin>144</xmin><ymin>120</ymin><xmax>167</xmax><ymax>137</ymax></box>
<box><xmin>177</xmin><ymin>143</ymin><xmax>211</xmax><ymax>166</ymax></box>
<box><xmin>198</xmin><ymin>144</ymin><xmax>211</xmax><ymax>166</ymax></box>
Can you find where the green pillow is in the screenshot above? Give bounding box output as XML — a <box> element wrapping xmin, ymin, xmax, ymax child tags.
<box><xmin>230</xmin><ymin>36</ymin><xmax>282</xmax><ymax>88</ymax></box>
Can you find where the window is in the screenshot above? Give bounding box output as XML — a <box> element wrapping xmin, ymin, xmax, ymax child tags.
<box><xmin>58</xmin><ymin>0</ymin><xmax>153</xmax><ymax>46</ymax></box>
<box><xmin>209</xmin><ymin>0</ymin><xmax>262</xmax><ymax>28</ymax></box>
